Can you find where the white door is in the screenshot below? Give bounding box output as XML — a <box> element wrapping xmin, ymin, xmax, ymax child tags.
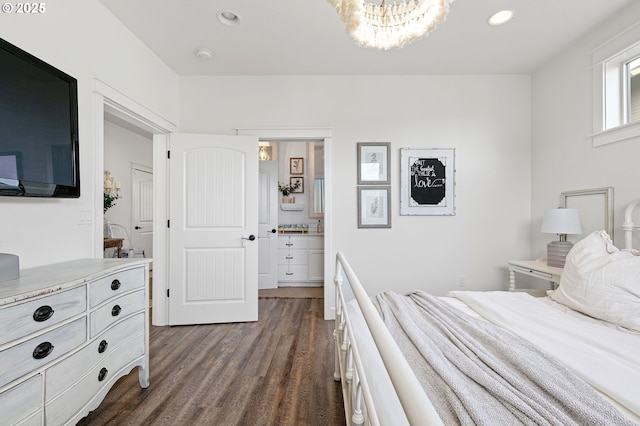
<box><xmin>258</xmin><ymin>161</ymin><xmax>278</xmax><ymax>289</ymax></box>
<box><xmin>132</xmin><ymin>167</ymin><xmax>153</xmax><ymax>260</ymax></box>
<box><xmin>168</xmin><ymin>133</ymin><xmax>258</xmax><ymax>325</ymax></box>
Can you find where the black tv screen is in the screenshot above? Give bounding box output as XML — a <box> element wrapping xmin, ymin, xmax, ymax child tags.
<box><xmin>0</xmin><ymin>38</ymin><xmax>79</xmax><ymax>197</ymax></box>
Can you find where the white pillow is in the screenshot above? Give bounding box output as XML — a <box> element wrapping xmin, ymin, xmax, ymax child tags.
<box><xmin>548</xmin><ymin>230</ymin><xmax>640</xmax><ymax>332</ymax></box>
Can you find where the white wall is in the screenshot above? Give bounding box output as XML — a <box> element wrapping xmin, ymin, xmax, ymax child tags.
<box><xmin>180</xmin><ymin>75</ymin><xmax>532</xmax><ymax>296</ymax></box>
<box><xmin>0</xmin><ymin>0</ymin><xmax>178</xmax><ymax>268</ymax></box>
<box><xmin>103</xmin><ymin>120</ymin><xmax>153</xmax><ymax>255</ymax></box>
<box><xmin>531</xmin><ymin>2</ymin><xmax>640</xmax><ymax>257</ymax></box>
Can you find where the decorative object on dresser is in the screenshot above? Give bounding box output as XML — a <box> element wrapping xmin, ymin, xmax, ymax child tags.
<box><xmin>0</xmin><ymin>258</ymin><xmax>150</xmax><ymax>425</ymax></box>
<box><xmin>541</xmin><ymin>208</ymin><xmax>581</xmax><ymax>267</ymax></box>
<box><xmin>0</xmin><ymin>253</ymin><xmax>19</xmax><ymax>282</ymax></box>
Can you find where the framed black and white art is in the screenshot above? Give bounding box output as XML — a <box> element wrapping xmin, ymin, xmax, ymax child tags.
<box><xmin>400</xmin><ymin>148</ymin><xmax>455</xmax><ymax>216</ymax></box>
<box><xmin>358</xmin><ymin>186</ymin><xmax>391</xmax><ymax>228</ymax></box>
<box><xmin>357</xmin><ymin>142</ymin><xmax>390</xmax><ymax>185</ymax></box>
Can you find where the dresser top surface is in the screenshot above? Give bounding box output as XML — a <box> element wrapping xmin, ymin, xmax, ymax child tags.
<box><xmin>0</xmin><ymin>258</ymin><xmax>150</xmax><ymax>306</ymax></box>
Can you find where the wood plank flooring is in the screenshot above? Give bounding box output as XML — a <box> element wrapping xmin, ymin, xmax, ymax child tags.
<box><xmin>76</xmin><ymin>298</ymin><xmax>345</xmax><ymax>426</ymax></box>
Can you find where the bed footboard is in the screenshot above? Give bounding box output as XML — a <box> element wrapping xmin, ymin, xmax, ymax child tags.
<box><xmin>333</xmin><ymin>252</ymin><xmax>443</xmax><ymax>426</ymax></box>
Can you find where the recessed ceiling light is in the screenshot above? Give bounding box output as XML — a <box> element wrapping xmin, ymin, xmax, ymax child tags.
<box><xmin>195</xmin><ymin>48</ymin><xmax>212</xmax><ymax>61</ymax></box>
<box><xmin>217</xmin><ymin>10</ymin><xmax>241</xmax><ymax>26</ymax></box>
<box><xmin>488</xmin><ymin>10</ymin><xmax>514</xmax><ymax>26</ymax></box>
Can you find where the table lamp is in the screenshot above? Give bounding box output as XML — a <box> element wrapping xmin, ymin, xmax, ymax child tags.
<box><xmin>541</xmin><ymin>208</ymin><xmax>582</xmax><ymax>267</ymax></box>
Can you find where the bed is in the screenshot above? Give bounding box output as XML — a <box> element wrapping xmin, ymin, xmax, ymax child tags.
<box><xmin>333</xmin><ymin>202</ymin><xmax>640</xmax><ymax>425</ymax></box>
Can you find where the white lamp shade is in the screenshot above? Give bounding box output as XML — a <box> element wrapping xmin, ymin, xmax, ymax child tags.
<box><xmin>541</xmin><ymin>208</ymin><xmax>582</xmax><ymax>235</ymax></box>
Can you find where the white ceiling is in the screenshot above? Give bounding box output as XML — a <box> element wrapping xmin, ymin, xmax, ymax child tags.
<box><xmin>99</xmin><ymin>0</ymin><xmax>634</xmax><ymax>76</ymax></box>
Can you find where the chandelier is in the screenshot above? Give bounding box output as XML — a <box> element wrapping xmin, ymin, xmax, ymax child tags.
<box><xmin>327</xmin><ymin>0</ymin><xmax>453</xmax><ymax>50</ymax></box>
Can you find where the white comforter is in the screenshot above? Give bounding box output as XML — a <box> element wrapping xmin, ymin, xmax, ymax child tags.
<box><xmin>449</xmin><ymin>291</ymin><xmax>640</xmax><ymax>422</ymax></box>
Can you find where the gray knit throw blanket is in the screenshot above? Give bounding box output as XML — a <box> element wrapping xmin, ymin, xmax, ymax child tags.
<box><xmin>373</xmin><ymin>290</ymin><xmax>637</xmax><ymax>426</ymax></box>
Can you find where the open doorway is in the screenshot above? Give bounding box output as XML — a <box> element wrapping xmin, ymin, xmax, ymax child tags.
<box><xmin>238</xmin><ymin>128</ymin><xmax>334</xmax><ymax>320</ymax></box>
<box><xmin>257</xmin><ymin>140</ymin><xmax>325</xmax><ymax>291</ymax></box>
<box><xmin>103</xmin><ymin>115</ymin><xmax>153</xmax><ymax>258</ymax></box>
<box><xmin>93</xmin><ymin>79</ymin><xmax>176</xmax><ymax>326</ymax></box>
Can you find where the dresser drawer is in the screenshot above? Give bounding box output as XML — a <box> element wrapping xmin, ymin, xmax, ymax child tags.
<box><xmin>278</xmin><ymin>265</ymin><xmax>308</xmax><ymax>281</ymax></box>
<box><xmin>0</xmin><ymin>374</ymin><xmax>42</xmax><ymax>425</ymax></box>
<box><xmin>278</xmin><ymin>236</ymin><xmax>309</xmax><ymax>249</ymax></box>
<box><xmin>90</xmin><ymin>289</ymin><xmax>145</xmax><ymax>338</ymax></box>
<box><xmin>15</xmin><ymin>409</ymin><xmax>42</xmax><ymax>426</ymax></box>
<box><xmin>46</xmin><ymin>313</ymin><xmax>145</xmax><ymax>399</ymax></box>
<box><xmin>0</xmin><ymin>317</ymin><xmax>86</xmax><ymax>388</ymax></box>
<box><xmin>278</xmin><ymin>249</ymin><xmax>308</xmax><ymax>265</ymax></box>
<box><xmin>45</xmin><ymin>334</ymin><xmax>145</xmax><ymax>426</ymax></box>
<box><xmin>89</xmin><ymin>267</ymin><xmax>145</xmax><ymax>308</ymax></box>
<box><xmin>0</xmin><ymin>286</ymin><xmax>86</xmax><ymax>347</ymax></box>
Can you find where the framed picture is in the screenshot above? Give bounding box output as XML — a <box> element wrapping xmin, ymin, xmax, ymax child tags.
<box><xmin>358</xmin><ymin>186</ymin><xmax>391</xmax><ymax>228</ymax></box>
<box><xmin>357</xmin><ymin>142</ymin><xmax>390</xmax><ymax>185</ymax></box>
<box><xmin>400</xmin><ymin>148</ymin><xmax>455</xmax><ymax>216</ymax></box>
<box><xmin>290</xmin><ymin>157</ymin><xmax>304</xmax><ymax>175</ymax></box>
<box><xmin>290</xmin><ymin>177</ymin><xmax>304</xmax><ymax>193</ymax></box>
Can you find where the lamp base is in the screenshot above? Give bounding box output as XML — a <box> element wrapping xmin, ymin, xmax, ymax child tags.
<box><xmin>547</xmin><ymin>241</ymin><xmax>573</xmax><ymax>268</ymax></box>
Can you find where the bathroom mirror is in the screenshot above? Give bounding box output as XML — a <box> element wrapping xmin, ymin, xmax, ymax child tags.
<box><xmin>308</xmin><ymin>141</ymin><xmax>324</xmax><ymax>218</ymax></box>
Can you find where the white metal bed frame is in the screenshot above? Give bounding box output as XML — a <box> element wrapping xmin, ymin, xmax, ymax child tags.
<box><xmin>333</xmin><ymin>252</ymin><xmax>442</xmax><ymax>426</ymax></box>
<box><xmin>333</xmin><ymin>197</ymin><xmax>640</xmax><ymax>426</ymax></box>
<box><xmin>623</xmin><ymin>198</ymin><xmax>640</xmax><ymax>251</ymax></box>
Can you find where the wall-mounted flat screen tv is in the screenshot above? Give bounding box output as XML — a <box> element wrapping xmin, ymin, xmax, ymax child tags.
<box><xmin>0</xmin><ymin>37</ymin><xmax>79</xmax><ymax>197</ymax></box>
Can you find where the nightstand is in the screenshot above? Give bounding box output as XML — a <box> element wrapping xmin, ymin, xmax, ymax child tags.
<box><xmin>508</xmin><ymin>260</ymin><xmax>563</xmax><ymax>296</ymax></box>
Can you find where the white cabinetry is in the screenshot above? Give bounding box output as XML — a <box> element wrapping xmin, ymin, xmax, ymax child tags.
<box><xmin>0</xmin><ymin>259</ymin><xmax>150</xmax><ymax>425</ymax></box>
<box><xmin>278</xmin><ymin>235</ymin><xmax>324</xmax><ymax>284</ymax></box>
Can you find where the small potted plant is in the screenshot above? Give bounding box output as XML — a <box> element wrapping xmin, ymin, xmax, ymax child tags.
<box><xmin>278</xmin><ymin>181</ymin><xmax>300</xmax><ymax>203</ymax></box>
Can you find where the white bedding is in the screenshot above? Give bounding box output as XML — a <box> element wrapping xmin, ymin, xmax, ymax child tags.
<box><xmin>449</xmin><ymin>291</ymin><xmax>640</xmax><ymax>422</ymax></box>
<box><xmin>346</xmin><ymin>291</ymin><xmax>640</xmax><ymax>424</ymax></box>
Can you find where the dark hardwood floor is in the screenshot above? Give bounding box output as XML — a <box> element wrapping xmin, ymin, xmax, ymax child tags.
<box><xmin>77</xmin><ymin>298</ymin><xmax>345</xmax><ymax>425</ymax></box>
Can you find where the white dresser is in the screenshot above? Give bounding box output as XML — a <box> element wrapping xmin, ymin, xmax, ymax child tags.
<box><xmin>278</xmin><ymin>234</ymin><xmax>324</xmax><ymax>284</ymax></box>
<box><xmin>0</xmin><ymin>258</ymin><xmax>150</xmax><ymax>425</ymax></box>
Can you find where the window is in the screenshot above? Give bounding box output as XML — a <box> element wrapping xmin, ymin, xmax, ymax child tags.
<box><xmin>629</xmin><ymin>56</ymin><xmax>640</xmax><ymax>123</ymax></box>
<box><xmin>591</xmin><ymin>24</ymin><xmax>640</xmax><ymax>147</ymax></box>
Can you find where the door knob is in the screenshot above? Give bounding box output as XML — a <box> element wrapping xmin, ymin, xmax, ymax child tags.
<box><xmin>271</xmin><ymin>229</ymin><xmax>276</xmax><ymax>234</ymax></box>
<box><xmin>242</xmin><ymin>235</ymin><xmax>256</xmax><ymax>241</ymax></box>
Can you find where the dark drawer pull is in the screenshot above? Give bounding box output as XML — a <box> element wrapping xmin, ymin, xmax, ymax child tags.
<box><xmin>98</xmin><ymin>367</ymin><xmax>108</xmax><ymax>382</ymax></box>
<box><xmin>98</xmin><ymin>340</ymin><xmax>108</xmax><ymax>354</ymax></box>
<box><xmin>33</xmin><ymin>341</ymin><xmax>54</xmax><ymax>360</ymax></box>
<box><xmin>111</xmin><ymin>279</ymin><xmax>121</xmax><ymax>291</ymax></box>
<box><xmin>285</xmin><ymin>256</ymin><xmax>293</xmax><ymax>259</ymax></box>
<box><xmin>285</xmin><ymin>272</ymin><xmax>294</xmax><ymax>276</ymax></box>
<box><xmin>111</xmin><ymin>305</ymin><xmax>122</xmax><ymax>317</ymax></box>
<box><xmin>33</xmin><ymin>305</ymin><xmax>55</xmax><ymax>322</ymax></box>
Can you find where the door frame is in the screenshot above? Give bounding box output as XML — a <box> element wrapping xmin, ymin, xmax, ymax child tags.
<box><xmin>94</xmin><ymin>90</ymin><xmax>336</xmax><ymax>323</ymax></box>
<box><xmin>93</xmin><ymin>78</ymin><xmax>176</xmax><ymax>326</ymax></box>
<box><xmin>237</xmin><ymin>128</ymin><xmax>334</xmax><ymax>320</ymax></box>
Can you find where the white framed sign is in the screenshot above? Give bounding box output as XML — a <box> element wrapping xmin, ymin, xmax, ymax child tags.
<box><xmin>400</xmin><ymin>148</ymin><xmax>455</xmax><ymax>216</ymax></box>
